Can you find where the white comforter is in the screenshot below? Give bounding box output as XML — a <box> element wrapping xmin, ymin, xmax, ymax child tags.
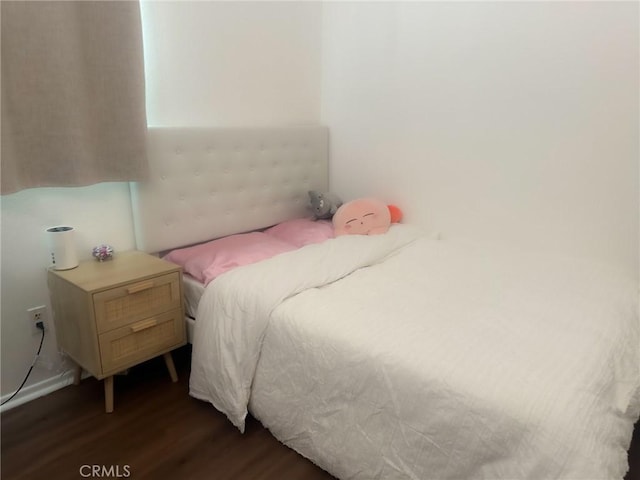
<box><xmin>189</xmin><ymin>225</ymin><xmax>640</xmax><ymax>479</ymax></box>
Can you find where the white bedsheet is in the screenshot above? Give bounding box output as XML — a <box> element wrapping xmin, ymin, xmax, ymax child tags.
<box><xmin>182</xmin><ymin>273</ymin><xmax>205</xmax><ymax>319</ymax></box>
<box><xmin>189</xmin><ymin>225</ymin><xmax>640</xmax><ymax>479</ymax></box>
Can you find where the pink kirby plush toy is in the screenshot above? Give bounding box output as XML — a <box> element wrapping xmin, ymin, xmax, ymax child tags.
<box><xmin>332</xmin><ymin>198</ymin><xmax>391</xmax><ymax>236</ymax></box>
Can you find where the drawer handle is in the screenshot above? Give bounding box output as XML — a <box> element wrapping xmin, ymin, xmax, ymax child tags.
<box><xmin>127</xmin><ymin>280</ymin><xmax>155</xmax><ymax>294</ymax></box>
<box><xmin>130</xmin><ymin>318</ymin><xmax>158</xmax><ymax>333</ymax></box>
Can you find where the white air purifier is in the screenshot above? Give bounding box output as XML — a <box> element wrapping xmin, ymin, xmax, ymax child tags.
<box><xmin>46</xmin><ymin>226</ymin><xmax>79</xmax><ymax>270</ymax></box>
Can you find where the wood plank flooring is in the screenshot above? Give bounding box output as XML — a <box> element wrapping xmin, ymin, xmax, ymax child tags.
<box><xmin>1</xmin><ymin>346</ymin><xmax>334</xmax><ymax>480</ymax></box>
<box><xmin>2</xmin><ymin>345</ymin><xmax>639</xmax><ymax>480</ymax></box>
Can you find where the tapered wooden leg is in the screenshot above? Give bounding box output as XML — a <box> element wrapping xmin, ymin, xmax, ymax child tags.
<box><xmin>73</xmin><ymin>365</ymin><xmax>82</xmax><ymax>385</ymax></box>
<box><xmin>163</xmin><ymin>352</ymin><xmax>178</xmax><ymax>383</ymax></box>
<box><xmin>104</xmin><ymin>376</ymin><xmax>114</xmax><ymax>413</ymax></box>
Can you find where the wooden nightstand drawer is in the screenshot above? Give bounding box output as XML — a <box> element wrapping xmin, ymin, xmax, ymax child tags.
<box><xmin>93</xmin><ymin>271</ymin><xmax>181</xmax><ymax>333</ymax></box>
<box><xmin>99</xmin><ymin>309</ymin><xmax>185</xmax><ymax>375</ymax></box>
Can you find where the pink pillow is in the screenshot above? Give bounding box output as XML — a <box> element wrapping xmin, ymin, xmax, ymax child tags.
<box><xmin>163</xmin><ymin>232</ymin><xmax>296</xmax><ymax>285</ymax></box>
<box><xmin>264</xmin><ymin>218</ymin><xmax>334</xmax><ymax>248</ymax></box>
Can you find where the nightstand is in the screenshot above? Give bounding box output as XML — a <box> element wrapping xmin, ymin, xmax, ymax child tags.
<box><xmin>48</xmin><ymin>251</ymin><xmax>186</xmax><ymax>413</ymax></box>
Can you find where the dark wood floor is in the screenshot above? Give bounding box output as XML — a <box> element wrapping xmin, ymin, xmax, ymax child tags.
<box><xmin>1</xmin><ymin>346</ymin><xmax>335</xmax><ymax>480</ymax></box>
<box><xmin>2</xmin><ymin>345</ymin><xmax>639</xmax><ymax>480</ymax></box>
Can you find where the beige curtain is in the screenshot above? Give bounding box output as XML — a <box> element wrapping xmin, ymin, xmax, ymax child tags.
<box><xmin>1</xmin><ymin>1</ymin><xmax>148</xmax><ymax>195</ymax></box>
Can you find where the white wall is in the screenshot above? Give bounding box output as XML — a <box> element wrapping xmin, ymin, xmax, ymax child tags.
<box><xmin>141</xmin><ymin>1</ymin><xmax>321</xmax><ymax>126</ymax></box>
<box><xmin>0</xmin><ymin>0</ymin><xmax>322</xmax><ymax>404</ymax></box>
<box><xmin>1</xmin><ymin>184</ymin><xmax>138</xmax><ymax>405</ymax></box>
<box><xmin>322</xmin><ymin>1</ymin><xmax>639</xmax><ymax>274</ymax></box>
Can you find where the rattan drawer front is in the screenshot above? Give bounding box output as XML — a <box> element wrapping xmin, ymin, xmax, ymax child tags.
<box><xmin>98</xmin><ymin>309</ymin><xmax>185</xmax><ymax>375</ymax></box>
<box><xmin>94</xmin><ymin>272</ymin><xmax>181</xmax><ymax>333</ymax></box>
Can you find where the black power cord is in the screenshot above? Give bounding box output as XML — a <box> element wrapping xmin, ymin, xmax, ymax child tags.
<box><xmin>1</xmin><ymin>322</ymin><xmax>45</xmax><ymax>407</ymax></box>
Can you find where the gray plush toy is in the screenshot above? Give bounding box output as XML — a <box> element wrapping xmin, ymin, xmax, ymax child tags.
<box><xmin>308</xmin><ymin>190</ymin><xmax>343</xmax><ymax>220</ymax></box>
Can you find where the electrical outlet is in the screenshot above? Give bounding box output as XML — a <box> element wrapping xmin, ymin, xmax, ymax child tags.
<box><xmin>27</xmin><ymin>305</ymin><xmax>47</xmax><ymax>333</ymax></box>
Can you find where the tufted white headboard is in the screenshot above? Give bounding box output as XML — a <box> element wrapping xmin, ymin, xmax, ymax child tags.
<box><xmin>130</xmin><ymin>126</ymin><xmax>329</xmax><ymax>253</ymax></box>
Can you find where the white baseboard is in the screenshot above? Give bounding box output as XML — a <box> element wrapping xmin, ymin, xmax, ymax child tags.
<box><xmin>0</xmin><ymin>369</ymin><xmax>81</xmax><ymax>413</ymax></box>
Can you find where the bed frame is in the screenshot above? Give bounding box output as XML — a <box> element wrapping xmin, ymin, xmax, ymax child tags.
<box><xmin>129</xmin><ymin>126</ymin><xmax>330</xmax><ymax>340</ymax></box>
<box><xmin>130</xmin><ymin>126</ymin><xmax>329</xmax><ymax>254</ymax></box>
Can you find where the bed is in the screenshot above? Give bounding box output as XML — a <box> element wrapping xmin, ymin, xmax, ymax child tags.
<box><xmin>130</xmin><ymin>126</ymin><xmax>329</xmax><ymax>340</ymax></box>
<box><xmin>130</xmin><ymin>127</ymin><xmax>640</xmax><ymax>479</ymax></box>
